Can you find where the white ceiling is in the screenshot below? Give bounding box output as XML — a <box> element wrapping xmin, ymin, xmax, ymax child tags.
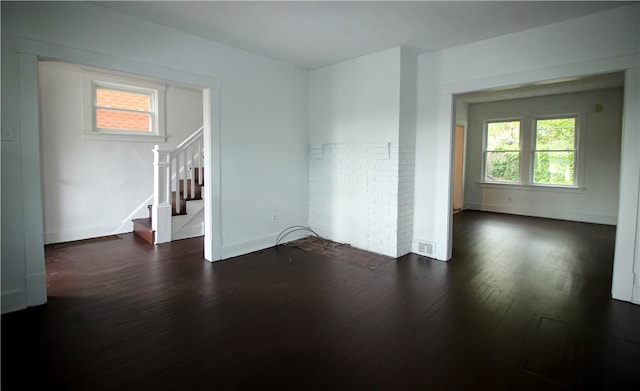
<box><xmin>94</xmin><ymin>1</ymin><xmax>633</xmax><ymax>70</ymax></box>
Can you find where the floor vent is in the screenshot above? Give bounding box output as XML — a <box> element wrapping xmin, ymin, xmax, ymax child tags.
<box><xmin>417</xmin><ymin>241</ymin><xmax>435</xmax><ymax>256</ymax></box>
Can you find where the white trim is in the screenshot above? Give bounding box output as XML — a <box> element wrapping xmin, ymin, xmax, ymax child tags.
<box><xmin>82</xmin><ymin>131</ymin><xmax>167</xmax><ymax>143</ymax></box>
<box><xmin>1</xmin><ymin>290</ymin><xmax>26</xmax><ymax>315</ymax></box>
<box><xmin>441</xmin><ymin>53</ymin><xmax>639</xmax><ymax>96</ymax></box>
<box><xmin>465</xmin><ymin>202</ymin><xmax>617</xmax><ymax>225</ymax></box>
<box><xmin>14</xmin><ymin>37</ymin><xmax>224</xmax><ymax>310</ymax></box>
<box><xmin>26</xmin><ymin>273</ymin><xmax>47</xmax><ymax>307</ymax></box>
<box><xmin>438</xmin><ymin>61</ymin><xmax>638</xmax><ymax>266</ymax></box>
<box><xmin>17</xmin><ymin>38</ymin><xmax>222</xmax><ymax>89</ymax></box>
<box><xmin>476</xmin><ymin>181</ymin><xmax>585</xmax><ymax>194</ymax></box>
<box><xmin>44</xmin><ymin>222</ymin><xmax>135</xmax><ymax>245</ymax></box>
<box><xmin>173</xmin><ymin>225</ymin><xmax>205</xmax><ymax>241</ymax></box>
<box><xmin>82</xmin><ymin>69</ymin><xmax>167</xmax><ymax>141</ymax></box>
<box><xmin>221</xmin><ymin>230</ymin><xmax>308</xmax><ymax>260</ymax></box>
<box><xmin>19</xmin><ymin>52</ymin><xmax>48</xmax><ymax>308</ymax></box>
<box><xmin>612</xmin><ymin>66</ymin><xmax>640</xmax><ymax>303</ymax></box>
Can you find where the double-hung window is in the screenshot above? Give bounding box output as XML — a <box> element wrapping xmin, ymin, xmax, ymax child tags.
<box><xmin>94</xmin><ymin>84</ymin><xmax>155</xmax><ymax>133</ymax></box>
<box><xmin>83</xmin><ymin>71</ymin><xmax>166</xmax><ymax>142</ymax></box>
<box><xmin>482</xmin><ymin>115</ymin><xmax>579</xmax><ymax>188</ymax></box>
<box><xmin>532</xmin><ymin>117</ymin><xmax>577</xmax><ymax>186</ymax></box>
<box><xmin>483</xmin><ymin>120</ymin><xmax>521</xmax><ymax>183</ymax></box>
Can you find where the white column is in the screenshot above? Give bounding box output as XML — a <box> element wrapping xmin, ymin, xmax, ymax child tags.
<box><xmin>203</xmin><ymin>88</ymin><xmax>223</xmax><ymax>261</ymax></box>
<box><xmin>612</xmin><ymin>67</ymin><xmax>640</xmax><ymax>303</ymax></box>
<box><xmin>153</xmin><ymin>145</ymin><xmax>173</xmax><ymax>243</ymax></box>
<box><xmin>20</xmin><ymin>53</ymin><xmax>47</xmax><ymax>307</ymax></box>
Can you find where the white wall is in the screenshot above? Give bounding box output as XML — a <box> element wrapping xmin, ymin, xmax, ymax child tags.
<box><xmin>309</xmin><ymin>47</ymin><xmax>401</xmax><ymax>145</ymax></box>
<box><xmin>413</xmin><ymin>3</ymin><xmax>639</xmax><ymax>304</ymax></box>
<box><xmin>464</xmin><ymin>88</ymin><xmax>623</xmax><ymax>225</ymax></box>
<box><xmin>397</xmin><ymin>49</ymin><xmax>418</xmax><ymax>256</ymax></box>
<box><xmin>308</xmin><ymin>48</ymin><xmax>401</xmax><ymax>256</ymax></box>
<box><xmin>1</xmin><ymin>1</ymin><xmax>309</xmax><ymax>313</ymax></box>
<box><xmin>39</xmin><ymin>61</ymin><xmax>204</xmax><ymax>244</ymax></box>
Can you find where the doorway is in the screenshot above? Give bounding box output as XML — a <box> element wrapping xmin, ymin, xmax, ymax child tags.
<box><xmin>453</xmin><ymin>124</ymin><xmax>465</xmax><ymax>214</ymax></box>
<box><xmin>14</xmin><ymin>39</ymin><xmax>222</xmax><ymax>309</ymax></box>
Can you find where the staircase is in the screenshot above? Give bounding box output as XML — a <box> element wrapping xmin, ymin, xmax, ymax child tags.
<box><xmin>132</xmin><ymin>126</ymin><xmax>205</xmax><ymax>244</ymax></box>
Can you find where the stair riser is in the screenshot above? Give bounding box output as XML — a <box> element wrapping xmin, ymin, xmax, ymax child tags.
<box><xmin>132</xmin><ymin>219</ymin><xmax>155</xmax><ymax>245</ymax></box>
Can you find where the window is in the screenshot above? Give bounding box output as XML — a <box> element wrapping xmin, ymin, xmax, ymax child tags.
<box><xmin>484</xmin><ymin>120</ymin><xmax>521</xmax><ymax>183</ymax></box>
<box><xmin>533</xmin><ymin>117</ymin><xmax>576</xmax><ymax>186</ymax></box>
<box><xmin>481</xmin><ymin>115</ymin><xmax>580</xmax><ymax>189</ymax></box>
<box><xmin>83</xmin><ymin>71</ymin><xmax>166</xmax><ymax>142</ymax></box>
<box><xmin>94</xmin><ymin>85</ymin><xmax>154</xmax><ymax>132</ymax></box>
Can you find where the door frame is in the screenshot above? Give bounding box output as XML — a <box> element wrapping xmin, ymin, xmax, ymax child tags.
<box><xmin>16</xmin><ymin>37</ymin><xmax>223</xmax><ymax>307</ymax></box>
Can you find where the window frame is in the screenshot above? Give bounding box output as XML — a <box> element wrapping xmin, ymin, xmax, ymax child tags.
<box><xmin>531</xmin><ymin>114</ymin><xmax>579</xmax><ymax>188</ymax></box>
<box><xmin>82</xmin><ymin>71</ymin><xmax>166</xmax><ymax>142</ymax></box>
<box><xmin>482</xmin><ymin>118</ymin><xmax>523</xmax><ymax>184</ymax></box>
<box><xmin>478</xmin><ymin>112</ymin><xmax>584</xmax><ymax>192</ymax></box>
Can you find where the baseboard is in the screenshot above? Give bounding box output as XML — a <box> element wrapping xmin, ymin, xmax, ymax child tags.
<box><xmin>26</xmin><ymin>272</ymin><xmax>47</xmax><ymax>306</ymax></box>
<box><xmin>221</xmin><ymin>229</ymin><xmax>309</xmax><ymax>260</ymax></box>
<box><xmin>464</xmin><ymin>203</ymin><xmax>617</xmax><ymax>225</ymax></box>
<box><xmin>45</xmin><ymin>198</ymin><xmax>152</xmax><ymax>244</ymax></box>
<box><xmin>1</xmin><ymin>289</ymin><xmax>26</xmax><ymax>314</ymax></box>
<box><xmin>44</xmin><ymin>222</ymin><xmax>134</xmax><ymax>244</ymax></box>
<box><xmin>612</xmin><ymin>270</ymin><xmax>635</xmax><ymax>303</ymax></box>
<box><xmin>173</xmin><ymin>224</ymin><xmax>204</xmax><ymax>241</ymax></box>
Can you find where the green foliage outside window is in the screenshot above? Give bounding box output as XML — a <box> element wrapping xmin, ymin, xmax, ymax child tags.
<box><xmin>533</xmin><ymin>118</ymin><xmax>575</xmax><ymax>185</ymax></box>
<box><xmin>485</xmin><ymin>121</ymin><xmax>520</xmax><ymax>182</ymax></box>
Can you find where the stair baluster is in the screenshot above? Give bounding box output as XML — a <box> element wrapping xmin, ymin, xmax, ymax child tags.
<box><xmin>149</xmin><ymin>126</ymin><xmax>204</xmax><ymax>244</ymax></box>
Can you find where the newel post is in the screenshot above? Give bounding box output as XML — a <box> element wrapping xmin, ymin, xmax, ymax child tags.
<box><xmin>153</xmin><ymin>145</ymin><xmax>172</xmax><ymax>243</ymax></box>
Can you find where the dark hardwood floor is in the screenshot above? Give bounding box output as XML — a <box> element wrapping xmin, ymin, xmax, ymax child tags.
<box><xmin>3</xmin><ymin>211</ymin><xmax>640</xmax><ymax>389</ymax></box>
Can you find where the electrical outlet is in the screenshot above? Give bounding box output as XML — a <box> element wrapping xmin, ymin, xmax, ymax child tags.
<box><xmin>271</xmin><ymin>213</ymin><xmax>277</xmax><ymax>223</ymax></box>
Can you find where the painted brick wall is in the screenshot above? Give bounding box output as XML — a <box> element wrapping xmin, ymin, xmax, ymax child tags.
<box><xmin>396</xmin><ymin>146</ymin><xmax>415</xmax><ymax>256</ymax></box>
<box><xmin>309</xmin><ymin>142</ymin><xmax>415</xmax><ymax>257</ymax></box>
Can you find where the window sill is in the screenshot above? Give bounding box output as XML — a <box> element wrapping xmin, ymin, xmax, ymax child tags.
<box><xmin>476</xmin><ymin>181</ymin><xmax>585</xmax><ymax>194</ymax></box>
<box><xmin>83</xmin><ymin>131</ymin><xmax>167</xmax><ymax>143</ymax></box>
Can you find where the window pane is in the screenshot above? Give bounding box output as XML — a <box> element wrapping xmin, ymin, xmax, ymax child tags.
<box><xmin>534</xmin><ymin>151</ymin><xmax>575</xmax><ymax>185</ymax></box>
<box><xmin>96</xmin><ymin>109</ymin><xmax>151</xmax><ymax>131</ymax></box>
<box><xmin>536</xmin><ymin>118</ymin><xmax>575</xmax><ymax>150</ymax></box>
<box><xmin>485</xmin><ymin>151</ymin><xmax>519</xmax><ymax>182</ymax></box>
<box><xmin>96</xmin><ymin>88</ymin><xmax>150</xmax><ymax>112</ymax></box>
<box><xmin>487</xmin><ymin>121</ymin><xmax>520</xmax><ymax>151</ymax></box>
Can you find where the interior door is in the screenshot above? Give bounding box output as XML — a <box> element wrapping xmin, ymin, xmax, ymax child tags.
<box><xmin>453</xmin><ymin>125</ymin><xmax>465</xmax><ymax>212</ymax></box>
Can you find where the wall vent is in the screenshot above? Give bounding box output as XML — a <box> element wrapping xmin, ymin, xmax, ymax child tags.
<box><xmin>417</xmin><ymin>241</ymin><xmax>435</xmax><ymax>256</ymax></box>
